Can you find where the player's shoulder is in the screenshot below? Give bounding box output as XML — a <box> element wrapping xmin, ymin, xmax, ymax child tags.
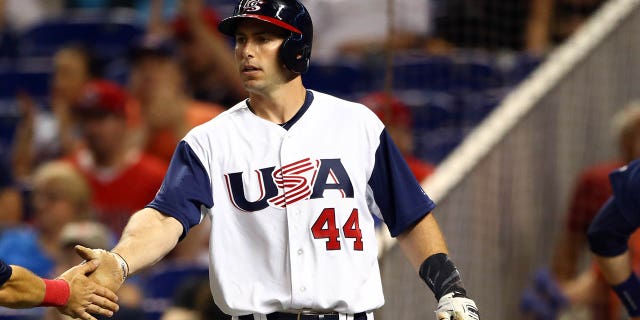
<box><xmin>609</xmin><ymin>159</ymin><xmax>640</xmax><ymax>196</ymax></box>
<box><xmin>185</xmin><ymin>100</ymin><xmax>247</xmax><ymax>136</ymax></box>
<box><xmin>310</xmin><ymin>90</ymin><xmax>382</xmax><ymax>125</ymax></box>
<box><xmin>614</xmin><ymin>159</ymin><xmax>640</xmax><ymax>178</ymax></box>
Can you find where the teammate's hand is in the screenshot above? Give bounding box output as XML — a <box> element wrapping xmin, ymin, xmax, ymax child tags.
<box><xmin>74</xmin><ymin>245</ymin><xmax>126</xmax><ymax>293</ymax></box>
<box><xmin>56</xmin><ymin>259</ymin><xmax>119</xmax><ymax>320</ymax></box>
<box><xmin>435</xmin><ymin>292</ymin><xmax>480</xmax><ymax>320</ymax></box>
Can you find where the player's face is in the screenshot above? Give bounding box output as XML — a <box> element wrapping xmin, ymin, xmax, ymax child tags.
<box><xmin>234</xmin><ymin>19</ymin><xmax>289</xmax><ymax>93</ymax></box>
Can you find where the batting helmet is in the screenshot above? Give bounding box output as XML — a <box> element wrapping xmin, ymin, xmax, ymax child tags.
<box><xmin>218</xmin><ymin>0</ymin><xmax>313</xmax><ymax>74</ymax></box>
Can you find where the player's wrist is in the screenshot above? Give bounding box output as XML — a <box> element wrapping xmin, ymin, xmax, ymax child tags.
<box><xmin>110</xmin><ymin>251</ymin><xmax>129</xmax><ymax>282</ymax></box>
<box><xmin>612</xmin><ymin>272</ymin><xmax>640</xmax><ymax>317</ymax></box>
<box><xmin>419</xmin><ymin>253</ymin><xmax>467</xmax><ymax>300</ymax></box>
<box><xmin>40</xmin><ymin>279</ymin><xmax>70</xmax><ymax>307</ymax></box>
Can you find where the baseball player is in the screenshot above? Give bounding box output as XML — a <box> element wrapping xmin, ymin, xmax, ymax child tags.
<box><xmin>76</xmin><ymin>1</ymin><xmax>480</xmax><ymax>319</ymax></box>
<box><xmin>588</xmin><ymin>159</ymin><xmax>640</xmax><ymax>319</ymax></box>
<box><xmin>0</xmin><ymin>258</ymin><xmax>118</xmax><ymax>319</ymax></box>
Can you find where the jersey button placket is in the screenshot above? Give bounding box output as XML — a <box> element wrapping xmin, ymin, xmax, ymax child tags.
<box><xmin>281</xmin><ymin>135</ymin><xmax>306</xmax><ymax>305</ymax></box>
<box><xmin>287</xmin><ymin>205</ymin><xmax>310</xmax><ymax>306</ymax></box>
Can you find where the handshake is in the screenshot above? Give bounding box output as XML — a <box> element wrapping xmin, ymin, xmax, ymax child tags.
<box><xmin>56</xmin><ymin>245</ymin><xmax>129</xmax><ymax>320</ymax></box>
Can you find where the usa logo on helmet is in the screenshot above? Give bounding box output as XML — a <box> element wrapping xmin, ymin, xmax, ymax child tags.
<box><xmin>242</xmin><ymin>0</ymin><xmax>264</xmax><ymax>12</ymax></box>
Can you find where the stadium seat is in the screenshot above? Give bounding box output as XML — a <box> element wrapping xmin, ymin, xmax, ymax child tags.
<box><xmin>0</xmin><ymin>71</ymin><xmax>51</xmax><ymax>99</ymax></box>
<box><xmin>458</xmin><ymin>89</ymin><xmax>506</xmax><ymax>126</ymax></box>
<box><xmin>451</xmin><ymin>59</ymin><xmax>503</xmax><ymax>92</ymax></box>
<box><xmin>0</xmin><ymin>99</ymin><xmax>20</xmax><ymax>153</ymax></box>
<box><xmin>414</xmin><ymin>127</ymin><xmax>464</xmax><ymax>164</ymax></box>
<box><xmin>303</xmin><ymin>62</ymin><xmax>368</xmax><ymax>99</ymax></box>
<box><xmin>394</xmin><ymin>90</ymin><xmax>459</xmax><ymax>131</ymax></box>
<box><xmin>502</xmin><ymin>53</ymin><xmax>543</xmax><ymax>85</ymax></box>
<box><xmin>18</xmin><ymin>17</ymin><xmax>143</xmax><ymax>60</ymax></box>
<box><xmin>141</xmin><ymin>263</ymin><xmax>209</xmax><ymax>320</ymax></box>
<box><xmin>391</xmin><ymin>55</ymin><xmax>454</xmax><ymax>92</ymax></box>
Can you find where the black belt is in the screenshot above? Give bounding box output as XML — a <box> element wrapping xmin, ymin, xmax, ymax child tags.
<box><xmin>238</xmin><ymin>311</ymin><xmax>367</xmax><ymax>320</ymax></box>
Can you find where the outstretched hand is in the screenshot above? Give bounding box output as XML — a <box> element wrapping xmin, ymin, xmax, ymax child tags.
<box><xmin>56</xmin><ymin>260</ymin><xmax>119</xmax><ymax>320</ymax></box>
<box><xmin>74</xmin><ymin>245</ymin><xmax>127</xmax><ymax>293</ymax></box>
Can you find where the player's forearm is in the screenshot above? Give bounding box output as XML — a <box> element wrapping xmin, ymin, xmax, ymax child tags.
<box><xmin>0</xmin><ymin>266</ymin><xmax>45</xmax><ymax>308</ymax></box>
<box><xmin>111</xmin><ymin>207</ymin><xmax>183</xmax><ymax>275</ymax></box>
<box><xmin>397</xmin><ymin>213</ymin><xmax>448</xmax><ymax>271</ymax></box>
<box><xmin>595</xmin><ymin>251</ymin><xmax>633</xmax><ymax>285</ymax></box>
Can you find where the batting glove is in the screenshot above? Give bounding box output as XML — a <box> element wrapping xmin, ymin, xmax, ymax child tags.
<box><xmin>435</xmin><ymin>292</ymin><xmax>480</xmax><ymax>320</ymax></box>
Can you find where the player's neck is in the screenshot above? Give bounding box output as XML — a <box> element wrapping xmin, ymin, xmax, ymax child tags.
<box><xmin>248</xmin><ymin>80</ymin><xmax>307</xmax><ymax>124</ymax></box>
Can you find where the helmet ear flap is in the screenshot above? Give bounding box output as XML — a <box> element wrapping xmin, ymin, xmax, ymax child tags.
<box><xmin>280</xmin><ymin>35</ymin><xmax>311</xmax><ymax>74</ymax></box>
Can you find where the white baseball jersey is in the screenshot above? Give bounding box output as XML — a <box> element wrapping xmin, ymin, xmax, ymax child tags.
<box><xmin>148</xmin><ymin>90</ymin><xmax>435</xmax><ymax>316</ymax></box>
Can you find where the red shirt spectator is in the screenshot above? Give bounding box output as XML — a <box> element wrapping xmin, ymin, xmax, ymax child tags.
<box><xmin>67</xmin><ymin>149</ymin><xmax>166</xmax><ymax>235</ymax></box>
<box><xmin>567</xmin><ymin>161</ymin><xmax>623</xmax><ymax>234</ymax></box>
<box><xmin>68</xmin><ymin>80</ymin><xmax>167</xmax><ymax>235</ymax></box>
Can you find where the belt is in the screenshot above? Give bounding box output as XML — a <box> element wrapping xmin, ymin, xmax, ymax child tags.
<box><xmin>238</xmin><ymin>311</ymin><xmax>367</xmax><ymax>320</ymax></box>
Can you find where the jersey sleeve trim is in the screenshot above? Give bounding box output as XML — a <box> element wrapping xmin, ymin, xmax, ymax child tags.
<box><xmin>368</xmin><ymin>129</ymin><xmax>436</xmax><ymax>237</ymax></box>
<box><xmin>146</xmin><ymin>141</ymin><xmax>213</xmax><ymax>240</ymax></box>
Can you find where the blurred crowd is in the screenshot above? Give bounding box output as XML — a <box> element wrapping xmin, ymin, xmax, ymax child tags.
<box><xmin>0</xmin><ymin>0</ymin><xmax>615</xmax><ymax>319</ymax></box>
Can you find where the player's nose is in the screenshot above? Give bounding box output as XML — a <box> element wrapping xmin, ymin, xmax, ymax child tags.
<box><xmin>238</xmin><ymin>42</ymin><xmax>255</xmax><ymax>59</ymax></box>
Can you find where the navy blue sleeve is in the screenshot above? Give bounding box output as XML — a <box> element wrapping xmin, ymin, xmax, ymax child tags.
<box><xmin>610</xmin><ymin>160</ymin><xmax>640</xmax><ymax>225</ymax></box>
<box><xmin>147</xmin><ymin>141</ymin><xmax>213</xmax><ymax>240</ymax></box>
<box><xmin>0</xmin><ymin>259</ymin><xmax>12</xmax><ymax>287</ymax></box>
<box><xmin>368</xmin><ymin>129</ymin><xmax>436</xmax><ymax>237</ymax></box>
<box><xmin>587</xmin><ymin>159</ymin><xmax>640</xmax><ymax>256</ymax></box>
<box><xmin>587</xmin><ymin>197</ymin><xmax>638</xmax><ymax>256</ymax></box>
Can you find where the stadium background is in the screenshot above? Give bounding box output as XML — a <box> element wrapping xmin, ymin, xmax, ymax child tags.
<box><xmin>0</xmin><ymin>0</ymin><xmax>638</xmax><ymax>319</ymax></box>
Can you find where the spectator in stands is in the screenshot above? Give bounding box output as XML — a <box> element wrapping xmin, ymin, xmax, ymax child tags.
<box><xmin>430</xmin><ymin>0</ymin><xmax>605</xmax><ymax>54</ymax></box>
<box><xmin>526</xmin><ymin>0</ymin><xmax>607</xmax><ymax>54</ymax></box>
<box><xmin>360</xmin><ymin>92</ymin><xmax>435</xmax><ymax>182</ymax></box>
<box><xmin>169</xmin><ymin>0</ymin><xmax>247</xmax><ymax>107</ymax></box>
<box><xmin>127</xmin><ymin>36</ymin><xmax>225</xmax><ymax>164</ymax></box>
<box><xmin>0</xmin><ymin>0</ymin><xmax>47</xmax><ymax>33</ymax></box>
<box><xmin>431</xmin><ymin>0</ymin><xmax>531</xmax><ymax>51</ymax></box>
<box><xmin>300</xmin><ymin>0</ymin><xmax>432</xmax><ymax>62</ymax></box>
<box><xmin>67</xmin><ymin>80</ymin><xmax>166</xmax><ymax>236</ymax></box>
<box><xmin>12</xmin><ymin>44</ymin><xmax>101</xmax><ymax>181</ymax></box>
<box><xmin>522</xmin><ymin>101</ymin><xmax>640</xmax><ymax>319</ymax></box>
<box><xmin>0</xmin><ymin>0</ymin><xmax>18</xmax><ymax>64</ymax></box>
<box><xmin>0</xmin><ymin>157</ymin><xmax>22</xmax><ymax>226</ymax></box>
<box><xmin>0</xmin><ymin>161</ymin><xmax>91</xmax><ymax>279</ymax></box>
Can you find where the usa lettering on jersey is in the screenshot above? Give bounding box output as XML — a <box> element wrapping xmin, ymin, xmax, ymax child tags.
<box><xmin>224</xmin><ymin>158</ymin><xmax>354</xmax><ymax>211</ymax></box>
